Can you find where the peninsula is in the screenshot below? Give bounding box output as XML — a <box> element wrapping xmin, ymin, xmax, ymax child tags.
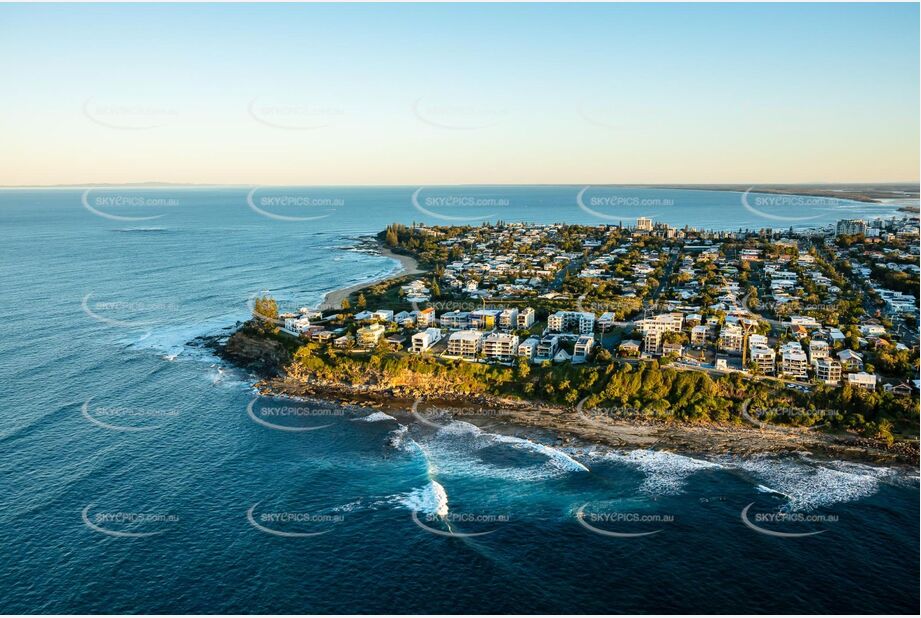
<box><xmin>215</xmin><ymin>218</ymin><xmax>920</xmax><ymax>465</ymax></box>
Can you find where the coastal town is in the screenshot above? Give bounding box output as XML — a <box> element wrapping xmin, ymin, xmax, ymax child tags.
<box><xmin>266</xmin><ymin>217</ymin><xmax>919</xmax><ymax>400</ymax></box>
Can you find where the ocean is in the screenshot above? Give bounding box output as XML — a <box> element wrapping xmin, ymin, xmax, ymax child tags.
<box><xmin>0</xmin><ymin>186</ymin><xmax>917</xmax><ymax>613</ymax></box>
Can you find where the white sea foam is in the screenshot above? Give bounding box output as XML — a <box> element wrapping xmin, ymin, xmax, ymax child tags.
<box><xmin>732</xmin><ymin>455</ymin><xmax>891</xmax><ymax>511</ymax></box>
<box><xmin>399</xmin><ymin>481</ymin><xmax>449</xmax><ymax>517</ymax></box>
<box><xmin>591</xmin><ymin>449</ymin><xmax>722</xmax><ymax>495</ymax></box>
<box><xmin>414</xmin><ymin>421</ymin><xmax>589</xmax><ymax>481</ymax></box>
<box><xmin>353</xmin><ymin>411</ymin><xmax>397</xmax><ymax>423</ymax></box>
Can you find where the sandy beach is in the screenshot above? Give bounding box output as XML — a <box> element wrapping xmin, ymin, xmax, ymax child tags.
<box><xmin>320</xmin><ymin>242</ymin><xmax>426</xmax><ymax>310</ymax></box>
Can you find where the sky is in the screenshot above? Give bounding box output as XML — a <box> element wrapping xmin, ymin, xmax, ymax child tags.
<box><xmin>0</xmin><ymin>2</ymin><xmax>918</xmax><ymax>186</ymax></box>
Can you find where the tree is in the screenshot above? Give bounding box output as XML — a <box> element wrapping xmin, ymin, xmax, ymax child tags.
<box><xmin>252</xmin><ymin>294</ymin><xmax>278</xmax><ymax>329</ymax></box>
<box><xmin>357</xmin><ymin>293</ymin><xmax>367</xmax><ymax>309</ymax></box>
<box><xmin>430</xmin><ymin>278</ymin><xmax>441</xmax><ymax>298</ymax></box>
<box><xmin>340</xmin><ymin>298</ymin><xmax>350</xmax><ymax>310</ymax></box>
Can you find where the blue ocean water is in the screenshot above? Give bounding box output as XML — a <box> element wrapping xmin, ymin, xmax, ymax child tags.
<box><xmin>0</xmin><ymin>187</ymin><xmax>917</xmax><ymax>614</ymax></box>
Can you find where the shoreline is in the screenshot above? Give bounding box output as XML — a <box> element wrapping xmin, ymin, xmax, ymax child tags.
<box><xmin>250</xmin><ymin>376</ymin><xmax>918</xmax><ymax>468</ymax></box>
<box><xmin>320</xmin><ymin>240</ymin><xmax>426</xmax><ymax>310</ymax></box>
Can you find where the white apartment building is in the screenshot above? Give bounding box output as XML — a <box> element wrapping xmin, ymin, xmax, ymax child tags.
<box><xmin>440</xmin><ymin>311</ymin><xmax>470</xmax><ymax>329</ymax></box>
<box><xmin>535</xmin><ymin>335</ymin><xmax>560</xmax><ymax>361</ymax></box>
<box><xmin>498</xmin><ymin>308</ymin><xmax>519</xmax><ymax>330</ymax></box>
<box><xmin>749</xmin><ymin>343</ymin><xmax>776</xmax><ymax>375</ymax></box>
<box><xmin>483</xmin><ymin>332</ymin><xmax>520</xmax><ymax>360</ymax></box>
<box><xmin>446</xmin><ymin>330</ymin><xmax>484</xmax><ymax>358</ymax></box>
<box><xmin>690</xmin><ymin>324</ymin><xmax>708</xmax><ymax>345</ymax></box>
<box><xmin>357</xmin><ymin>323</ymin><xmax>386</xmax><ymax>347</ymax></box>
<box><xmin>637</xmin><ymin>313</ymin><xmax>684</xmax><ymax>355</ymax></box>
<box><xmin>548</xmin><ymin>311</ymin><xmax>595</xmax><ymax>335</ymax></box>
<box><xmin>517</xmin><ymin>307</ymin><xmax>536</xmax><ymax>329</ymax></box>
<box><xmin>719</xmin><ymin>324</ymin><xmax>744</xmax><ymax>355</ymax></box>
<box><xmin>517</xmin><ymin>337</ymin><xmax>539</xmax><ymax>359</ymax></box>
<box><xmin>283</xmin><ymin>316</ymin><xmax>312</xmax><ymax>335</ymax></box>
<box><xmin>808</xmin><ymin>339</ymin><xmax>830</xmax><ymax>363</ymax></box>
<box><xmin>573</xmin><ymin>335</ymin><xmax>595</xmax><ymax>363</ymax></box>
<box><xmin>411</xmin><ymin>328</ymin><xmax>442</xmax><ymax>353</ymax></box>
<box><xmin>780</xmin><ymin>342</ymin><xmax>809</xmax><ymax>379</ymax></box>
<box><xmin>636</xmin><ymin>216</ymin><xmax>653</xmax><ymax>231</ymax></box>
<box><xmin>815</xmin><ymin>358</ymin><xmax>842</xmax><ymax>385</ymax></box>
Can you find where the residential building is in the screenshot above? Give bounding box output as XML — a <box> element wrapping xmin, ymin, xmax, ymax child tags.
<box><xmin>535</xmin><ymin>335</ymin><xmax>560</xmax><ymax>361</ymax></box>
<box><xmin>690</xmin><ymin>325</ymin><xmax>708</xmax><ymax>345</ymax></box>
<box><xmin>749</xmin><ymin>343</ymin><xmax>776</xmax><ymax>374</ymax></box>
<box><xmin>283</xmin><ymin>316</ymin><xmax>312</xmax><ymax>335</ymax></box>
<box><xmin>815</xmin><ymin>358</ymin><xmax>842</xmax><ymax>385</ymax></box>
<box><xmin>780</xmin><ymin>342</ymin><xmax>809</xmax><ymax>379</ymax></box>
<box><xmin>414</xmin><ymin>307</ymin><xmax>436</xmax><ymax>327</ymax></box>
<box><xmin>719</xmin><ymin>324</ymin><xmax>744</xmax><ymax>355</ymax></box>
<box><xmin>356</xmin><ymin>323</ymin><xmax>386</xmax><ymax>347</ymax></box>
<box><xmin>637</xmin><ymin>313</ymin><xmax>684</xmax><ymax>355</ymax></box>
<box><xmin>411</xmin><ymin>328</ymin><xmax>442</xmax><ymax>353</ymax></box>
<box><xmin>371</xmin><ymin>309</ymin><xmax>394</xmax><ymax>323</ymax></box>
<box><xmin>483</xmin><ymin>332</ymin><xmax>520</xmax><ymax>360</ymax></box>
<box><xmin>618</xmin><ymin>340</ymin><xmax>641</xmax><ymax>356</ymax></box>
<box><xmin>836</xmin><ymin>219</ymin><xmax>867</xmax><ymax>236</ymax></box>
<box><xmin>498</xmin><ymin>308</ymin><xmax>519</xmax><ymax>330</ymax></box>
<box><xmin>573</xmin><ymin>335</ymin><xmax>595</xmax><ymax>363</ymax></box>
<box><xmin>446</xmin><ymin>330</ymin><xmax>484</xmax><ymax>358</ymax></box>
<box><xmin>517</xmin><ymin>337</ymin><xmax>539</xmax><ymax>359</ymax></box>
<box><xmin>548</xmin><ymin>311</ymin><xmax>595</xmax><ymax>335</ymax></box>
<box><xmin>517</xmin><ymin>307</ymin><xmax>536</xmax><ymax>329</ymax></box>
<box><xmin>636</xmin><ymin>216</ymin><xmax>653</xmax><ymax>231</ymax></box>
<box><xmin>440</xmin><ymin>311</ymin><xmax>470</xmax><ymax>329</ymax></box>
<box><xmin>837</xmin><ymin>349</ymin><xmax>864</xmax><ymax>372</ymax></box>
<box><xmin>847</xmin><ymin>372</ymin><xmax>877</xmax><ymax>391</ymax></box>
<box><xmin>808</xmin><ymin>339</ymin><xmax>830</xmax><ymax>363</ymax></box>
<box><xmin>661</xmin><ymin>341</ymin><xmax>683</xmax><ymax>358</ymax></box>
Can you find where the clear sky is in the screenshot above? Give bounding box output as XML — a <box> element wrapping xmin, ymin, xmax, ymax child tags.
<box><xmin>1</xmin><ymin>2</ymin><xmax>918</xmax><ymax>186</ymax></box>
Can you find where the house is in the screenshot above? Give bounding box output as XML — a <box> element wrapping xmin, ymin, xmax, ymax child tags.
<box><xmin>393</xmin><ymin>311</ymin><xmax>414</xmax><ymax>326</ymax></box>
<box><xmin>483</xmin><ymin>332</ymin><xmax>519</xmax><ymax>360</ymax></box>
<box><xmin>837</xmin><ymin>349</ymin><xmax>863</xmax><ymax>372</ymax></box>
<box><xmin>815</xmin><ymin>358</ymin><xmax>842</xmax><ymax>385</ymax></box>
<box><xmin>446</xmin><ymin>330</ymin><xmax>484</xmax><ymax>358</ymax></box>
<box><xmin>618</xmin><ymin>340</ymin><xmax>641</xmax><ymax>357</ymax></box>
<box><xmin>661</xmin><ymin>341</ymin><xmax>683</xmax><ymax>358</ymax></box>
<box><xmin>356</xmin><ymin>323</ymin><xmax>386</xmax><ymax>347</ymax></box>
<box><xmin>573</xmin><ymin>335</ymin><xmax>595</xmax><ymax>363</ymax></box>
<box><xmin>411</xmin><ymin>328</ymin><xmax>443</xmax><ymax>353</ymax></box>
<box><xmin>353</xmin><ymin>310</ymin><xmax>374</xmax><ymax>321</ymax></box>
<box><xmin>371</xmin><ymin>309</ymin><xmax>394</xmax><ymax>323</ymax></box>
<box><xmin>847</xmin><ymin>372</ymin><xmax>877</xmax><ymax>391</ymax></box>
<box><xmin>283</xmin><ymin>316</ymin><xmax>312</xmax><ymax>335</ymax></box>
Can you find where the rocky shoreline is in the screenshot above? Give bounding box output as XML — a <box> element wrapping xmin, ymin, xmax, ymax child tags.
<box><xmin>197</xmin><ymin>329</ymin><xmax>919</xmax><ymax>468</ymax></box>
